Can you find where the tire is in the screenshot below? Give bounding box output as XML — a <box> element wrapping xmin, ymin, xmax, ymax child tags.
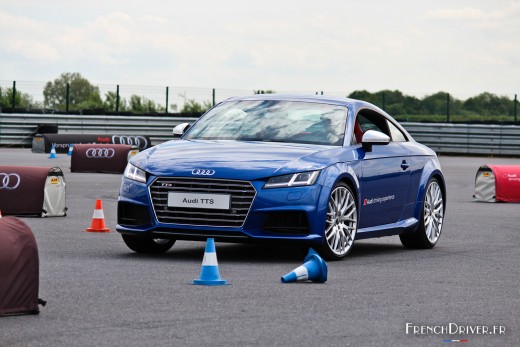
<box><xmin>122</xmin><ymin>234</ymin><xmax>175</xmax><ymax>254</ymax></box>
<box><xmin>400</xmin><ymin>178</ymin><xmax>444</xmax><ymax>249</ymax></box>
<box><xmin>319</xmin><ymin>182</ymin><xmax>358</xmax><ymax>260</ymax></box>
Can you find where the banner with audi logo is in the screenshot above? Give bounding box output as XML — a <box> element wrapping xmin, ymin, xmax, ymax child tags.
<box><xmin>0</xmin><ymin>166</ymin><xmax>66</xmax><ymax>217</ymax></box>
<box><xmin>71</xmin><ymin>144</ymin><xmax>139</xmax><ymax>173</ymax></box>
<box><xmin>31</xmin><ymin>134</ymin><xmax>151</xmax><ymax>153</ymax></box>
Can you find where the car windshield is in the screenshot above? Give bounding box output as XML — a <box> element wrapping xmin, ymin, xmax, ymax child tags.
<box><xmin>183</xmin><ymin>100</ymin><xmax>347</xmax><ymax>146</ymax></box>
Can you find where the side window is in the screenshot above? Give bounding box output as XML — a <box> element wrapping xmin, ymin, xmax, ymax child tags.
<box><xmin>387</xmin><ymin>121</ymin><xmax>408</xmax><ymax>142</ymax></box>
<box><xmin>354</xmin><ymin>109</ymin><xmax>407</xmax><ymax>144</ymax></box>
<box><xmin>355</xmin><ymin>110</ymin><xmax>390</xmax><ymax>143</ymax></box>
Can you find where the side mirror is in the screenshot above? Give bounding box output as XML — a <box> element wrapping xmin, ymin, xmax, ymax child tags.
<box><xmin>361</xmin><ymin>130</ymin><xmax>390</xmax><ymax>152</ymax></box>
<box><xmin>172</xmin><ymin>123</ymin><xmax>190</xmax><ymax>137</ymax></box>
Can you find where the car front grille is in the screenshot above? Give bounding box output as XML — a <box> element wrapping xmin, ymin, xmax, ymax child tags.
<box><xmin>150</xmin><ymin>177</ymin><xmax>256</xmax><ymax>227</ymax></box>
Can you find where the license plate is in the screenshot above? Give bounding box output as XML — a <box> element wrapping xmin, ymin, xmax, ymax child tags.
<box><xmin>167</xmin><ymin>192</ymin><xmax>231</xmax><ymax>210</ymax></box>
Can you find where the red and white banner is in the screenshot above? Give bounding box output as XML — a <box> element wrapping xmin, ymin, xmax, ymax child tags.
<box><xmin>71</xmin><ymin>144</ymin><xmax>138</xmax><ymax>173</ymax></box>
<box><xmin>474</xmin><ymin>165</ymin><xmax>520</xmax><ymax>202</ymax></box>
<box><xmin>0</xmin><ymin>166</ymin><xmax>66</xmax><ymax>216</ymax></box>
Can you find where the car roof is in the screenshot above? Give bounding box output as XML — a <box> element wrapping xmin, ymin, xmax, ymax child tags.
<box><xmin>222</xmin><ymin>93</ymin><xmax>386</xmax><ymax>115</ymax></box>
<box><xmin>225</xmin><ymin>93</ymin><xmax>360</xmax><ymax>106</ymax></box>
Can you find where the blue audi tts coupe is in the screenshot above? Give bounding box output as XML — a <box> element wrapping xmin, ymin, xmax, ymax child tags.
<box><xmin>117</xmin><ymin>94</ymin><xmax>446</xmax><ymax>259</ymax></box>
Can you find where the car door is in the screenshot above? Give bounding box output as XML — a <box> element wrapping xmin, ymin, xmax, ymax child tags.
<box><xmin>355</xmin><ymin>111</ymin><xmax>411</xmax><ymax>228</ymax></box>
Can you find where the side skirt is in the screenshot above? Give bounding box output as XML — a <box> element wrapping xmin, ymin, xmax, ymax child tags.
<box><xmin>356</xmin><ymin>218</ymin><xmax>418</xmax><ymax>240</ymax></box>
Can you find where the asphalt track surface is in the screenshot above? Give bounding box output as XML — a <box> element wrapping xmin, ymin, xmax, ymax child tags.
<box><xmin>0</xmin><ymin>148</ymin><xmax>518</xmax><ymax>347</ymax></box>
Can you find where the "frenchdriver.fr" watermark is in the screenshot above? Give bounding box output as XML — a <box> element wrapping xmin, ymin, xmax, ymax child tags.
<box><xmin>406</xmin><ymin>323</ymin><xmax>506</xmax><ymax>336</ymax></box>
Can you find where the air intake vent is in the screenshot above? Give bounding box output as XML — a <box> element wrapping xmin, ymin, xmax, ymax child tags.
<box><xmin>118</xmin><ymin>201</ymin><xmax>151</xmax><ymax>227</ymax></box>
<box><xmin>150</xmin><ymin>177</ymin><xmax>256</xmax><ymax>227</ymax></box>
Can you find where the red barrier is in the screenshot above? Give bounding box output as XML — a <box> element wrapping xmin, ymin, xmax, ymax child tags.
<box><xmin>71</xmin><ymin>144</ymin><xmax>139</xmax><ymax>173</ymax></box>
<box><xmin>32</xmin><ymin>134</ymin><xmax>151</xmax><ymax>153</ymax></box>
<box><xmin>0</xmin><ymin>217</ymin><xmax>41</xmax><ymax>316</ymax></box>
<box><xmin>0</xmin><ymin>166</ymin><xmax>66</xmax><ymax>216</ymax></box>
<box><xmin>474</xmin><ymin>165</ymin><xmax>520</xmax><ymax>202</ymax></box>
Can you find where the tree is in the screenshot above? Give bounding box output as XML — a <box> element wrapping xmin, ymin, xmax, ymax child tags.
<box><xmin>463</xmin><ymin>92</ymin><xmax>512</xmax><ymax>116</ymax></box>
<box><xmin>348</xmin><ymin>89</ymin><xmax>422</xmax><ymax>115</ymax></box>
<box><xmin>0</xmin><ymin>86</ymin><xmax>37</xmax><ymax>109</ymax></box>
<box><xmin>422</xmin><ymin>92</ymin><xmax>448</xmax><ymax>115</ymax></box>
<box><xmin>102</xmin><ymin>91</ymin><xmax>128</xmax><ymax>112</ymax></box>
<box><xmin>128</xmin><ymin>95</ymin><xmax>165</xmax><ymax>113</ymax></box>
<box><xmin>420</xmin><ymin>92</ymin><xmax>463</xmax><ymax>116</ymax></box>
<box><xmin>181</xmin><ymin>99</ymin><xmax>212</xmax><ymax>113</ymax></box>
<box><xmin>43</xmin><ymin>72</ymin><xmax>102</xmax><ymax>110</ymax></box>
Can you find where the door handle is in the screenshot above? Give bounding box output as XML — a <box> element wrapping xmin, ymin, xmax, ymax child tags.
<box><xmin>401</xmin><ymin>160</ymin><xmax>409</xmax><ymax>170</ymax></box>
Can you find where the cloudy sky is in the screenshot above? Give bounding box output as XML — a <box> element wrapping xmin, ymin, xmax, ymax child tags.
<box><xmin>1</xmin><ymin>0</ymin><xmax>519</xmax><ymax>99</ymax></box>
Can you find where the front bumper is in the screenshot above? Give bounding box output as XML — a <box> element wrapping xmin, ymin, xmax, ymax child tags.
<box><xmin>116</xmin><ymin>175</ymin><xmax>330</xmax><ymax>244</ymax></box>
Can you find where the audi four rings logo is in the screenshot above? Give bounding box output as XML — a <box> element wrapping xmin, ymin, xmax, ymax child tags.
<box><xmin>192</xmin><ymin>169</ymin><xmax>215</xmax><ymax>176</ymax></box>
<box><xmin>111</xmin><ymin>135</ymin><xmax>148</xmax><ymax>149</ymax></box>
<box><xmin>86</xmin><ymin>148</ymin><xmax>115</xmax><ymax>158</ymax></box>
<box><xmin>0</xmin><ymin>173</ymin><xmax>21</xmax><ymax>190</ymax></box>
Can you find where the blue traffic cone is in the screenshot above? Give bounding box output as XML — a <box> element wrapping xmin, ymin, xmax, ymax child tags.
<box><xmin>281</xmin><ymin>248</ymin><xmax>327</xmax><ymax>283</ymax></box>
<box><xmin>193</xmin><ymin>238</ymin><xmax>228</xmax><ymax>286</ymax></box>
<box><xmin>49</xmin><ymin>145</ymin><xmax>57</xmax><ymax>158</ymax></box>
<box><xmin>67</xmin><ymin>144</ymin><xmax>74</xmax><ymax>156</ymax></box>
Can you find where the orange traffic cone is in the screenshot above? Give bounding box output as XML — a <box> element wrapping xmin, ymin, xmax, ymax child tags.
<box><xmin>85</xmin><ymin>199</ymin><xmax>110</xmax><ymax>232</ymax></box>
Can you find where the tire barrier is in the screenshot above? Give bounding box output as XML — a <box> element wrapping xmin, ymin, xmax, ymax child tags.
<box><xmin>0</xmin><ymin>166</ymin><xmax>67</xmax><ymax>217</ymax></box>
<box><xmin>71</xmin><ymin>144</ymin><xmax>139</xmax><ymax>174</ymax></box>
<box><xmin>0</xmin><ymin>216</ymin><xmax>43</xmax><ymax>316</ymax></box>
<box><xmin>31</xmin><ymin>134</ymin><xmax>152</xmax><ymax>153</ymax></box>
<box><xmin>474</xmin><ymin>165</ymin><xmax>520</xmax><ymax>202</ymax></box>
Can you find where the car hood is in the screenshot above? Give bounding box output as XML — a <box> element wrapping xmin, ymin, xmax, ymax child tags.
<box><xmin>131</xmin><ymin>140</ymin><xmax>348</xmax><ymax>179</ymax></box>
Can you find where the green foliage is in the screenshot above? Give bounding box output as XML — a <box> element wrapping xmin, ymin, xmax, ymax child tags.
<box><xmin>347</xmin><ymin>90</ymin><xmax>516</xmax><ymax>121</ymax></box>
<box><xmin>128</xmin><ymin>95</ymin><xmax>165</xmax><ymax>113</ymax></box>
<box><xmin>9</xmin><ymin>72</ymin><xmax>518</xmax><ymax>121</ymax></box>
<box><xmin>348</xmin><ymin>90</ymin><xmax>380</xmax><ymax>105</ymax></box>
<box><xmin>181</xmin><ymin>99</ymin><xmax>212</xmax><ymax>113</ymax></box>
<box><xmin>421</xmin><ymin>92</ymin><xmax>449</xmax><ymax>115</ymax></box>
<box><xmin>103</xmin><ymin>91</ymin><xmax>126</xmax><ymax>112</ymax></box>
<box><xmin>463</xmin><ymin>92</ymin><xmax>513</xmax><ymax>116</ymax></box>
<box><xmin>0</xmin><ymin>86</ymin><xmax>37</xmax><ymax>109</ymax></box>
<box><xmin>43</xmin><ymin>72</ymin><xmax>103</xmax><ymax>110</ymax></box>
<box><xmin>42</xmin><ymin>73</ymin><xmax>172</xmax><ymax>113</ymax></box>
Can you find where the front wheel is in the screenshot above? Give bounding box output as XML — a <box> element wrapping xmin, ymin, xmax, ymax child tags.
<box><xmin>122</xmin><ymin>234</ymin><xmax>175</xmax><ymax>254</ymax></box>
<box><xmin>318</xmin><ymin>183</ymin><xmax>358</xmax><ymax>260</ymax></box>
<box><xmin>400</xmin><ymin>178</ymin><xmax>444</xmax><ymax>249</ymax></box>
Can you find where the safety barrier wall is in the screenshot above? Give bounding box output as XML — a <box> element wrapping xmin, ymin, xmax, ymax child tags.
<box><xmin>1</xmin><ymin>113</ymin><xmax>520</xmax><ymax>156</ymax></box>
<box><xmin>0</xmin><ymin>113</ymin><xmax>195</xmax><ymax>147</ymax></box>
<box><xmin>403</xmin><ymin>122</ymin><xmax>520</xmax><ymax>156</ymax></box>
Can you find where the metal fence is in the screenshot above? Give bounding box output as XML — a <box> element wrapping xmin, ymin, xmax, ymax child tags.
<box><xmin>0</xmin><ymin>80</ymin><xmax>336</xmax><ymax>113</ymax></box>
<box><xmin>1</xmin><ymin>113</ymin><xmax>519</xmax><ymax>156</ymax></box>
<box><xmin>3</xmin><ymin>80</ymin><xmax>517</xmax><ymax>121</ymax></box>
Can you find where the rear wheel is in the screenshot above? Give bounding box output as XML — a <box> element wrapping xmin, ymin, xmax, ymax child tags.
<box><xmin>319</xmin><ymin>183</ymin><xmax>358</xmax><ymax>260</ymax></box>
<box><xmin>400</xmin><ymin>178</ymin><xmax>444</xmax><ymax>249</ymax></box>
<box><xmin>122</xmin><ymin>234</ymin><xmax>175</xmax><ymax>254</ymax></box>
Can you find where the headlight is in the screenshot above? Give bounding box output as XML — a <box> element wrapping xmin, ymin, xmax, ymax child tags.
<box><xmin>124</xmin><ymin>163</ymin><xmax>147</xmax><ymax>183</ymax></box>
<box><xmin>264</xmin><ymin>170</ymin><xmax>320</xmax><ymax>189</ymax></box>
